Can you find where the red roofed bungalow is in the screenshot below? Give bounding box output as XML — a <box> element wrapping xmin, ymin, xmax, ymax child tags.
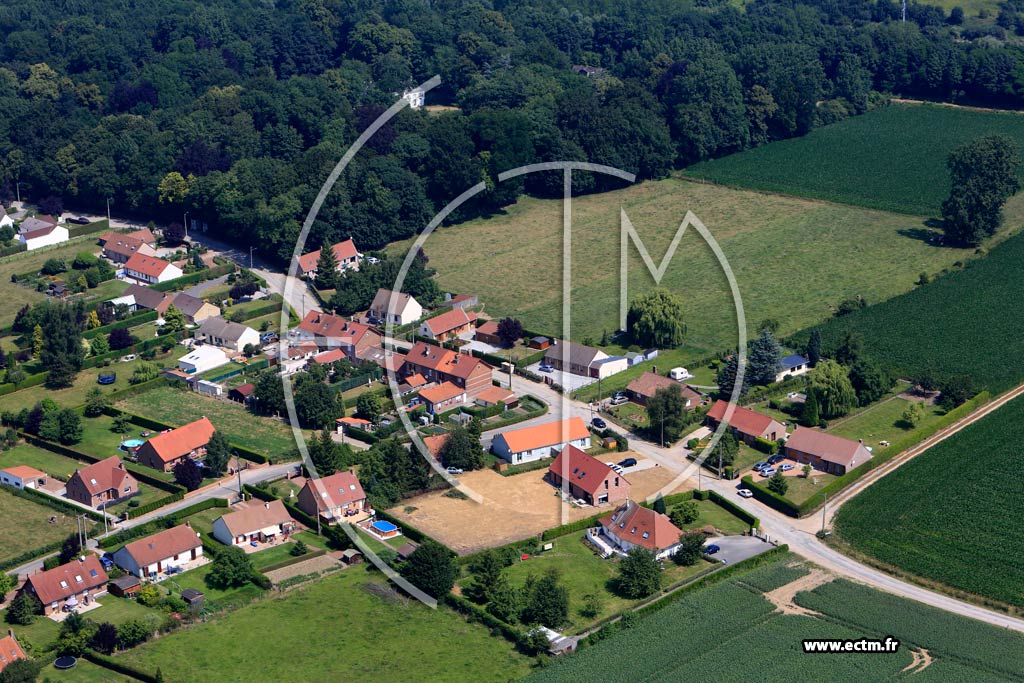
<box><xmin>124</xmin><ymin>252</ymin><xmax>182</xmax><ymax>285</ymax></box>
<box><xmin>548</xmin><ymin>445</ymin><xmax>629</xmax><ymax>506</ymax></box>
<box><xmin>135</xmin><ymin>417</ymin><xmax>216</xmax><ymax>472</ymax></box>
<box><xmin>705</xmin><ymin>400</ymin><xmax>786</xmax><ymax>445</ymax></box>
<box><xmin>23</xmin><ymin>555</ymin><xmax>108</xmax><ymax>615</ymax></box>
<box><xmin>296</xmin><ymin>239</ymin><xmax>360</xmax><ymax>278</ymax></box>
<box><xmin>417</xmin><ymin>381</ymin><xmax>467</xmax><ymax>414</ymax></box>
<box><xmin>418</xmin><ymin>308</ymin><xmax>477</xmax><ymax>342</ymax></box>
<box><xmin>0</xmin><ymin>632</ymin><xmax>26</xmax><ymax>673</ymax></box>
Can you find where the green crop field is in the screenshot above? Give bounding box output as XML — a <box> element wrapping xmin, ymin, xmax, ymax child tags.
<box><xmin>806</xmin><ymin>229</ymin><xmax>1024</xmax><ymax>393</ymax></box>
<box><xmin>525</xmin><ymin>556</ymin><xmax>1024</xmax><ymax>683</ymax></box>
<box><xmin>685</xmin><ymin>103</ymin><xmax>1024</xmax><ymax>216</ymax></box>
<box><xmin>120</xmin><ymin>566</ymin><xmax>528</xmax><ymax>683</ymax></box>
<box><xmin>834</xmin><ymin>394</ymin><xmax>1024</xmax><ymax>610</ymax></box>
<box><xmin>389</xmin><ymin>176</ymin><xmax>990</xmax><ymax>350</ymax></box>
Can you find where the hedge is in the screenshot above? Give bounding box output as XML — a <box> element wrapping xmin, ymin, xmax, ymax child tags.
<box><xmin>81</xmin><ymin>650</ymin><xmax>159</xmax><ymax>683</ymax></box>
<box><xmin>0</xmin><ymin>538</ymin><xmax>63</xmax><ymax>573</ymax></box>
<box><xmin>83</xmin><ymin>310</ymin><xmax>159</xmax><ymax>339</ymax></box>
<box><xmin>83</xmin><ymin>334</ymin><xmax>169</xmax><ymax>369</ymax></box>
<box><xmin>98</xmin><ymin>498</ymin><xmax>228</xmax><ymax>550</ymax></box>
<box><xmin>540</xmin><ymin>511</ymin><xmax>607</xmax><ymax>541</ymax></box>
<box><xmin>67</xmin><ymin>219</ymin><xmax>111</xmax><ymax>239</ymax></box>
<box><xmin>442</xmin><ymin>593</ymin><xmax>525</xmax><ymax>646</ymax></box>
<box><xmin>236</xmin><ymin>299</ymin><xmax>283</xmax><ymax>321</ymax></box>
<box><xmin>706</xmin><ymin>489</ymin><xmax>760</xmax><ymax>529</ymax></box>
<box><xmin>258</xmin><ymin>548</ymin><xmax>328</xmax><ymax>573</ymax></box>
<box><xmin>242</xmin><ymin>483</ymin><xmax>277</xmax><ymax>503</ymax></box>
<box><xmin>373</xmin><ymin>509</ymin><xmax>434</xmax><ymax>545</ymax></box>
<box><xmin>123</xmin><ymin>491</ymin><xmax>185</xmax><ymax>518</ymax></box>
<box><xmin>283</xmin><ymin>499</ymin><xmax>320</xmax><ymax>532</ymax></box>
<box><xmin>751</xmin><ymin>436</ymin><xmax>778</xmax><ymax>455</ymax></box>
<box><xmin>0</xmin><ymin>242</ymin><xmax>26</xmax><ymax>258</ymax></box>
<box><xmin>0</xmin><ymin>472</ymin><xmax>105</xmax><ymax>522</ymax></box>
<box><xmin>149</xmin><ymin>263</ymin><xmax>234</xmax><ymax>292</ymax></box>
<box><xmin>0</xmin><ymin>370</ymin><xmax>49</xmax><ymax>397</ymax></box>
<box><xmin>344</xmin><ymin>425</ymin><xmax>379</xmax><ymax>445</ymax></box>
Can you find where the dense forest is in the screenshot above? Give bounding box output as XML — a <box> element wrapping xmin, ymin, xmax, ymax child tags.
<box><xmin>3</xmin><ymin>0</ymin><xmax>1024</xmax><ymax>262</ymax></box>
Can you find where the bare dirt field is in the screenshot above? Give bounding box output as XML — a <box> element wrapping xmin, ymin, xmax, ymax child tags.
<box><xmin>389</xmin><ymin>454</ymin><xmax>689</xmax><ymax>555</ymax></box>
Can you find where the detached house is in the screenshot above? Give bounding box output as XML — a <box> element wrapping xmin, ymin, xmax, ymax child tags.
<box><xmin>18</xmin><ymin>215</ymin><xmax>68</xmax><ymax>251</ymax></box>
<box><xmin>212</xmin><ymin>500</ymin><xmax>294</xmax><ymax>546</ymax></box>
<box><xmin>0</xmin><ymin>631</ymin><xmax>26</xmax><ymax>673</ymax></box>
<box><xmin>784</xmin><ymin>427</ymin><xmax>873</xmax><ymax>475</ymax></box>
<box><xmin>0</xmin><ymin>466</ymin><xmax>49</xmax><ymax>490</ymax></box>
<box><xmin>491</xmin><ymin>417</ymin><xmax>591</xmax><ymax>465</ymax></box>
<box><xmin>178</xmin><ymin>345</ymin><xmax>230</xmax><ymax>375</ymax></box>
<box><xmin>135</xmin><ymin>417</ymin><xmax>215</xmax><ymax>472</ymax></box>
<box><xmin>107</xmin><ymin>284</ymin><xmax>173</xmax><ymax>316</ymax></box>
<box><xmin>170</xmin><ymin>293</ymin><xmax>220</xmax><ymax>325</ymax></box>
<box><xmin>548</xmin><ymin>445</ymin><xmax>629</xmax><ymax>506</ymax></box>
<box><xmin>419</xmin><ymin>308</ymin><xmax>476</xmax><ymax>342</ymax></box>
<box><xmin>776</xmin><ymin>354</ymin><xmax>811</xmax><ymax>383</ymax></box>
<box><xmin>194</xmin><ymin>316</ymin><xmax>259</xmax><ymax>353</ymax></box>
<box><xmin>369</xmin><ymin>289</ymin><xmax>422</xmax><ymax>326</ymax></box>
<box><xmin>296</xmin><ymin>470</ymin><xmax>367</xmax><ymax>523</ymax></box>
<box><xmin>626</xmin><ymin>372</ymin><xmax>703</xmax><ymax>408</ymax></box>
<box><xmin>545</xmin><ymin>341</ymin><xmax>628</xmax><ymax>379</ymax></box>
<box><xmin>705</xmin><ymin>400</ymin><xmax>786</xmax><ymax>445</ymax></box>
<box><xmin>112</xmin><ymin>524</ymin><xmax>203</xmax><ymax>578</ymax></box>
<box><xmin>402</xmin><ymin>342</ymin><xmax>493</xmax><ymax>399</ymax></box>
<box><xmin>417</xmin><ymin>381</ymin><xmax>467</xmax><ymax>415</ymax></box>
<box><xmin>597</xmin><ymin>500</ymin><xmax>684</xmax><ymax>560</ymax></box>
<box><xmin>295</xmin><ymin>311</ymin><xmax>381</xmax><ymax>361</ymax></box>
<box><xmin>65</xmin><ymin>456</ymin><xmax>139</xmax><ymax>509</ymax></box>
<box><xmin>100</xmin><ymin>234</ymin><xmax>157</xmax><ymax>264</ymax></box>
<box><xmin>23</xmin><ymin>556</ymin><xmax>108</xmax><ymax>615</ymax></box>
<box><xmin>124</xmin><ymin>253</ymin><xmax>182</xmax><ymax>285</ymax></box>
<box><xmin>296</xmin><ymin>239</ymin><xmax>360</xmax><ymax>278</ymax></box>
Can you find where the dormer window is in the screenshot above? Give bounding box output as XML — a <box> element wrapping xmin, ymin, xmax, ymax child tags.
<box><xmin>642</xmin><ymin>532</ymin><xmax>650</xmax><ymax>539</ymax></box>
<box><xmin>59</xmin><ymin>580</ymin><xmax>68</xmax><ymax>589</ymax></box>
<box><xmin>630</xmin><ymin>526</ymin><xmax>637</xmax><ymax>534</ymax></box>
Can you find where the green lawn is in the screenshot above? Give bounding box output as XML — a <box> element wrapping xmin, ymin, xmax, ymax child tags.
<box><xmin>159</xmin><ymin>562</ymin><xmax>266</xmax><ymax>609</ymax></box>
<box><xmin>774</xmin><ymin>470</ymin><xmax>838</xmax><ymax>506</ymax></box>
<box><xmin>672</xmin><ymin>498</ymin><xmax>751</xmax><ymax>536</ymax></box>
<box><xmin>248</xmin><ymin>542</ymin><xmax>304</xmax><ymax>570</ymax></box>
<box><xmin>827</xmin><ymin>396</ymin><xmax>946</xmax><ymax>458</ymax></box>
<box><xmin>121</xmin><ymin>567</ymin><xmax>529</xmax><ymax>683</ymax></box>
<box><xmin>0</xmin><ymin>442</ymin><xmax>83</xmax><ymax>481</ymax></box>
<box><xmin>0</xmin><ymin>236</ymin><xmax>107</xmax><ymax>321</ymax></box>
<box><xmin>39</xmin><ymin>659</ymin><xmax>135</xmax><ymax>683</ymax></box>
<box><xmin>88</xmin><ymin>593</ymin><xmax>164</xmax><ymax>627</ymax></box>
<box><xmin>388</xmin><ymin>175</ymin><xmax>982</xmax><ymax>353</ymax></box>
<box><xmin>117</xmin><ymin>385</ymin><xmax>299</xmax><ymax>459</ymax></box>
<box><xmin>685</xmin><ymin>103</ymin><xmax>1024</xmax><ymax>217</ymax></box>
<box><xmin>176</xmin><ymin>506</ymin><xmax>230</xmax><ymax>537</ymax></box>
<box><xmin>574</xmin><ymin>345</ymin><xmax>717</xmax><ymax>402</ymax></box>
<box><xmin>0</xmin><ymin>485</ymin><xmax>81</xmax><ymax>564</ymax></box>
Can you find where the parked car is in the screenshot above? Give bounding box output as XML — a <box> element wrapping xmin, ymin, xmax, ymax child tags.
<box><xmin>737</xmin><ymin>489</ymin><xmax>754</xmax><ymax>498</ymax></box>
<box><xmin>767</xmin><ymin>454</ymin><xmax>784</xmax><ymax>465</ymax></box>
<box><xmin>752</xmin><ymin>462</ymin><xmax>769</xmax><ymax>472</ymax></box>
<box><xmin>611</xmin><ymin>465</ymin><xmax>624</xmax><ymax>473</ymax></box>
<box><xmin>366</xmin><ymin>256</ymin><xmax>380</xmax><ymax>265</ymax></box>
<box><xmin>760</xmin><ymin>468</ymin><xmax>777</xmax><ymax>477</ymax></box>
<box><xmin>445</xmin><ymin>466</ymin><xmax>463</xmax><ymax>475</ymax></box>
<box><xmin>367</xmin><ymin>316</ymin><xmax>382</xmax><ymax>325</ymax></box>
<box><xmin>68</xmin><ymin>216</ymin><xmax>91</xmax><ymax>225</ymax></box>
<box><xmin>538</xmin><ymin>363</ymin><xmax>554</xmax><ymax>373</ymax></box>
<box><xmin>591</xmin><ymin>417</ymin><xmax>607</xmax><ymax>429</ymax></box>
<box><xmin>704</xmin><ymin>544</ymin><xmax>721</xmax><ymax>555</ymax></box>
<box><xmin>97</xmin><ymin>373</ymin><xmax>116</xmax><ymax>385</ymax></box>
<box><xmin>779</xmin><ymin>463</ymin><xmax>795</xmax><ymax>472</ymax></box>
<box><xmin>617</xmin><ymin>457</ymin><xmax>638</xmax><ymax>468</ymax></box>
<box><xmin>608</xmin><ymin>395</ymin><xmax>628</xmax><ymax>406</ymax></box>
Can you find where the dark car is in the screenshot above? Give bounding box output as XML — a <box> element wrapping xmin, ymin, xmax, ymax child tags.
<box><xmin>704</xmin><ymin>544</ymin><xmax>721</xmax><ymax>555</ymax></box>
<box><xmin>591</xmin><ymin>417</ymin><xmax>607</xmax><ymax>429</ymax></box>
<box><xmin>767</xmin><ymin>454</ymin><xmax>784</xmax><ymax>465</ymax></box>
<box><xmin>617</xmin><ymin>457</ymin><xmax>638</xmax><ymax>468</ymax></box>
<box><xmin>68</xmin><ymin>216</ymin><xmax>91</xmax><ymax>225</ymax></box>
<box><xmin>97</xmin><ymin>373</ymin><xmax>116</xmax><ymax>385</ymax></box>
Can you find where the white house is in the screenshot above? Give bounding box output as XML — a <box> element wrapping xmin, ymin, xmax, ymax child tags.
<box><xmin>0</xmin><ymin>466</ymin><xmax>49</xmax><ymax>490</ymax></box>
<box><xmin>0</xmin><ymin>212</ymin><xmax>14</xmax><ymax>230</ymax></box>
<box><xmin>178</xmin><ymin>345</ymin><xmax>230</xmax><ymax>375</ymax></box>
<box><xmin>401</xmin><ymin>87</ymin><xmax>425</xmax><ymax>108</ymax></box>
<box><xmin>212</xmin><ymin>500</ymin><xmax>294</xmax><ymax>546</ymax></box>
<box><xmin>368</xmin><ymin>288</ymin><xmax>422</xmax><ymax>326</ymax></box>
<box><xmin>194</xmin><ymin>317</ymin><xmax>260</xmax><ymax>353</ymax></box>
<box><xmin>776</xmin><ymin>354</ymin><xmax>811</xmax><ymax>382</ymax></box>
<box><xmin>112</xmin><ymin>524</ymin><xmax>204</xmax><ymax>578</ymax></box>
<box><xmin>597</xmin><ymin>500</ymin><xmax>685</xmax><ymax>560</ymax></box>
<box><xmin>18</xmin><ymin>222</ymin><xmax>69</xmax><ymax>251</ymax></box>
<box><xmin>490</xmin><ymin>417</ymin><xmax>591</xmax><ymax>465</ymax></box>
<box><xmin>124</xmin><ymin>253</ymin><xmax>183</xmax><ymax>284</ymax></box>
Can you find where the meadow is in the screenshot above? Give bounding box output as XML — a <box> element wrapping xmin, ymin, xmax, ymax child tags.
<box><xmin>525</xmin><ymin>556</ymin><xmax>1024</xmax><ymax>683</ymax></box>
<box><xmin>120</xmin><ymin>566</ymin><xmax>529</xmax><ymax>683</ymax></box>
<box><xmin>805</xmin><ymin>228</ymin><xmax>1024</xmax><ymax>393</ymax></box>
<box><xmin>834</xmin><ymin>393</ymin><xmax>1024</xmax><ymax>610</ymax></box>
<box><xmin>0</xmin><ymin>485</ymin><xmax>79</xmax><ymax>564</ymax></box>
<box><xmin>685</xmin><ymin>103</ymin><xmax>1024</xmax><ymax>216</ymax></box>
<box><xmin>390</xmin><ymin>176</ymin><xmax>983</xmax><ymax>349</ymax></box>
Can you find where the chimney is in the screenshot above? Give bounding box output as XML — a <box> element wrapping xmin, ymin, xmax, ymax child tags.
<box><xmin>185</xmin><ymin>520</ymin><xmax>191</xmax><ymax>528</ymax></box>
<box><xmin>264</xmin><ymin>502</ymin><xmax>270</xmax><ymax>509</ymax></box>
<box><xmin>118</xmin><ymin>462</ymin><xmax>125</xmax><ymax>470</ymax></box>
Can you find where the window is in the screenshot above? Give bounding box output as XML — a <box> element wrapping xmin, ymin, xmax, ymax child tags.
<box><xmin>59</xmin><ymin>580</ymin><xmax>68</xmax><ymax>589</ymax></box>
<box><xmin>75</xmin><ymin>575</ymin><xmax>83</xmax><ymax>583</ymax></box>
<box><xmin>642</xmin><ymin>532</ymin><xmax>650</xmax><ymax>539</ymax></box>
<box><xmin>630</xmin><ymin>526</ymin><xmax>637</xmax><ymax>534</ymax></box>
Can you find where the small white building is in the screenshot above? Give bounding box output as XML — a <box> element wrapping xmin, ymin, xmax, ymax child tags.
<box><xmin>0</xmin><ymin>213</ymin><xmax>13</xmax><ymax>230</ymax></box>
<box><xmin>195</xmin><ymin>379</ymin><xmax>224</xmax><ymax>397</ymax></box>
<box><xmin>212</xmin><ymin>500</ymin><xmax>294</xmax><ymax>546</ymax></box>
<box><xmin>776</xmin><ymin>354</ymin><xmax>811</xmax><ymax>383</ymax></box>
<box><xmin>490</xmin><ymin>417</ymin><xmax>591</xmax><ymax>465</ymax></box>
<box><xmin>401</xmin><ymin>87</ymin><xmax>425</xmax><ymax>108</ymax></box>
<box><xmin>18</xmin><ymin>223</ymin><xmax>69</xmax><ymax>251</ymax></box>
<box><xmin>0</xmin><ymin>466</ymin><xmax>49</xmax><ymax>490</ymax></box>
<box><xmin>178</xmin><ymin>345</ymin><xmax>230</xmax><ymax>375</ymax></box>
<box><xmin>112</xmin><ymin>524</ymin><xmax>204</xmax><ymax>578</ymax></box>
<box><xmin>195</xmin><ymin>317</ymin><xmax>260</xmax><ymax>353</ymax></box>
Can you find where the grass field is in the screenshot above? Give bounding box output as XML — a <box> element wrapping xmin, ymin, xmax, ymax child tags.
<box><xmin>117</xmin><ymin>385</ymin><xmax>299</xmax><ymax>458</ymax></box>
<box><xmin>121</xmin><ymin>566</ymin><xmax>529</xmax><ymax>683</ymax></box>
<box><xmin>0</xmin><ymin>485</ymin><xmax>79</xmax><ymax>564</ymax></box>
<box><xmin>388</xmin><ymin>175</ymin><xmax>984</xmax><ymax>350</ymax></box>
<box><xmin>0</xmin><ymin>233</ymin><xmax>107</xmax><ymax>321</ymax></box>
<box><xmin>39</xmin><ymin>659</ymin><xmax>134</xmax><ymax>683</ymax></box>
<box><xmin>0</xmin><ymin>442</ymin><xmax>83</xmax><ymax>480</ymax></box>
<box><xmin>834</xmin><ymin>393</ymin><xmax>1024</xmax><ymax>610</ymax></box>
<box><xmin>806</xmin><ymin>228</ymin><xmax>1024</xmax><ymax>393</ymax></box>
<box><xmin>525</xmin><ymin>555</ymin><xmax>1024</xmax><ymax>683</ymax></box>
<box><xmin>684</xmin><ymin>103</ymin><xmax>1024</xmax><ymax>216</ymax></box>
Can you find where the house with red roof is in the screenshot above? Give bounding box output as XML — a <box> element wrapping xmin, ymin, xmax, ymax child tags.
<box><xmin>548</xmin><ymin>445</ymin><xmax>629</xmax><ymax>506</ymax></box>
<box><xmin>473</xmin><ymin>386</ymin><xmax>519</xmax><ymax>410</ymax></box>
<box><xmin>418</xmin><ymin>308</ymin><xmax>477</xmax><ymax>342</ymax></box>
<box><xmin>296</xmin><ymin>470</ymin><xmax>367</xmax><ymax>523</ymax></box>
<box><xmin>295</xmin><ymin>310</ymin><xmax>381</xmax><ymax>361</ymax></box>
<box><xmin>784</xmin><ymin>427</ymin><xmax>873</xmax><ymax>475</ymax></box>
<box><xmin>491</xmin><ymin>417</ymin><xmax>591</xmax><ymax>465</ymax></box>
<box><xmin>296</xmin><ymin>239</ymin><xmax>360</xmax><ymax>278</ymax></box>
<box><xmin>402</xmin><ymin>342</ymin><xmax>493</xmax><ymax>399</ymax></box>
<box><xmin>124</xmin><ymin>252</ymin><xmax>183</xmax><ymax>284</ymax></box>
<box><xmin>100</xmin><ymin>234</ymin><xmax>157</xmax><ymax>264</ymax></box>
<box><xmin>626</xmin><ymin>372</ymin><xmax>703</xmax><ymax>408</ymax></box>
<box><xmin>598</xmin><ymin>500</ymin><xmax>684</xmax><ymax>560</ymax></box>
<box><xmin>0</xmin><ymin>631</ymin><xmax>26</xmax><ymax>673</ymax></box>
<box><xmin>65</xmin><ymin>456</ymin><xmax>139</xmax><ymax>509</ymax></box>
<box><xmin>474</xmin><ymin>320</ymin><xmax>502</xmax><ymax>346</ymax></box>
<box><xmin>705</xmin><ymin>400</ymin><xmax>786</xmax><ymax>445</ymax></box>
<box><xmin>336</xmin><ymin>416</ymin><xmax>373</xmax><ymax>435</ymax></box>
<box><xmin>417</xmin><ymin>381</ymin><xmax>467</xmax><ymax>415</ymax></box>
<box><xmin>22</xmin><ymin>556</ymin><xmax>108</xmax><ymax>615</ymax></box>
<box><xmin>112</xmin><ymin>524</ymin><xmax>203</xmax><ymax>578</ymax></box>
<box><xmin>135</xmin><ymin>417</ymin><xmax>215</xmax><ymax>472</ymax></box>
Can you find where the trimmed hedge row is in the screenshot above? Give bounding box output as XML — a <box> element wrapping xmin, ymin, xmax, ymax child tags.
<box><xmin>98</xmin><ymin>497</ymin><xmax>228</xmax><ymax>550</ymax></box>
<box><xmin>442</xmin><ymin>593</ymin><xmax>525</xmax><ymax>646</ymax></box>
<box><xmin>236</xmin><ymin>299</ymin><xmax>283</xmax><ymax>321</ymax></box>
<box><xmin>0</xmin><ymin>370</ymin><xmax>48</xmax><ymax>397</ymax></box>
<box><xmin>83</xmin><ymin>310</ymin><xmax>159</xmax><ymax>339</ymax></box>
<box><xmin>751</xmin><ymin>436</ymin><xmax>779</xmax><ymax>455</ymax></box>
<box><xmin>123</xmin><ymin>491</ymin><xmax>185</xmax><ymax>518</ymax></box>
<box><xmin>0</xmin><ymin>537</ymin><xmax>63</xmax><ymax>573</ymax></box>
<box><xmin>81</xmin><ymin>650</ymin><xmax>159</xmax><ymax>683</ymax></box>
<box><xmin>242</xmin><ymin>483</ymin><xmax>277</xmax><ymax>503</ymax></box>
<box><xmin>259</xmin><ymin>548</ymin><xmax>328</xmax><ymax>573</ymax></box>
<box><xmin>540</xmin><ymin>510</ymin><xmax>607</xmax><ymax>541</ymax></box>
<box><xmin>0</xmin><ymin>472</ymin><xmax>105</xmax><ymax>521</ymax></box>
<box><xmin>67</xmin><ymin>220</ymin><xmax>111</xmax><ymax>239</ymax></box>
<box><xmin>150</xmin><ymin>263</ymin><xmax>234</xmax><ymax>292</ymax></box>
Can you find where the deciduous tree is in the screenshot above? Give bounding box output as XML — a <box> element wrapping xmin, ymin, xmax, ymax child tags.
<box><xmin>626</xmin><ymin>290</ymin><xmax>686</xmax><ymax>349</ymax></box>
<box><xmin>616</xmin><ymin>547</ymin><xmax>661</xmax><ymax>599</ymax></box>
<box><xmin>807</xmin><ymin>360</ymin><xmax>857</xmax><ymax>419</ymax></box>
<box><xmin>942</xmin><ymin>135</ymin><xmax>1022</xmax><ymax>246</ymax></box>
<box><xmin>399</xmin><ymin>539</ymin><xmax>457</xmax><ymax>598</ymax></box>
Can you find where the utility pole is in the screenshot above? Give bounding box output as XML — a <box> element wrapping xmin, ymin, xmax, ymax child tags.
<box><xmin>106</xmin><ymin>198</ymin><xmax>112</xmax><ymax>224</ymax></box>
<box><xmin>249</xmin><ymin>245</ymin><xmax>254</xmax><ymax>270</ymax></box>
<box><xmin>236</xmin><ymin>455</ymin><xmax>243</xmax><ymax>502</ymax></box>
<box><xmin>183</xmin><ymin>211</ymin><xmax>190</xmax><ymax>240</ymax></box>
<box><xmin>15</xmin><ymin>181</ymin><xmax>21</xmax><ymax>204</ymax></box>
<box><xmin>901</xmin><ymin>0</ymin><xmax>907</xmax><ymax>22</ymax></box>
<box><xmin>821</xmin><ymin>493</ymin><xmax>828</xmax><ymax>534</ymax></box>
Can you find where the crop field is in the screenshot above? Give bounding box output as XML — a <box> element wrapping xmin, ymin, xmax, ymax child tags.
<box><xmin>121</xmin><ymin>566</ymin><xmax>529</xmax><ymax>683</ymax></box>
<box><xmin>806</xmin><ymin>229</ymin><xmax>1024</xmax><ymax>393</ymax></box>
<box><xmin>525</xmin><ymin>556</ymin><xmax>1024</xmax><ymax>683</ymax></box>
<box><xmin>685</xmin><ymin>103</ymin><xmax>1024</xmax><ymax>216</ymax></box>
<box><xmin>117</xmin><ymin>385</ymin><xmax>299</xmax><ymax>458</ymax></box>
<box><xmin>389</xmin><ymin>176</ymin><xmax>983</xmax><ymax>349</ymax></box>
<box><xmin>834</xmin><ymin>393</ymin><xmax>1024</xmax><ymax>610</ymax></box>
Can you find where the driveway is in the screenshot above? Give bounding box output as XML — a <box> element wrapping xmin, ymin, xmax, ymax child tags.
<box><xmin>184</xmin><ymin>273</ymin><xmax>229</xmax><ymax>298</ymax></box>
<box><xmin>525</xmin><ymin>363</ymin><xmax>596</xmax><ymax>392</ymax></box>
<box><xmin>705</xmin><ymin>535</ymin><xmax>774</xmax><ymax>565</ymax></box>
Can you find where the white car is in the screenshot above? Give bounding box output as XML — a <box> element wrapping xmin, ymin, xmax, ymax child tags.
<box><xmin>760</xmin><ymin>468</ymin><xmax>777</xmax><ymax>477</ymax></box>
<box><xmin>737</xmin><ymin>489</ymin><xmax>754</xmax><ymax>498</ymax></box>
<box><xmin>445</xmin><ymin>466</ymin><xmax>463</xmax><ymax>475</ymax></box>
<box><xmin>779</xmin><ymin>463</ymin><xmax>795</xmax><ymax>472</ymax></box>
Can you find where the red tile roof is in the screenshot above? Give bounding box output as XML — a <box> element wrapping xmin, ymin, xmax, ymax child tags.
<box><xmin>600</xmin><ymin>500</ymin><xmax>683</xmax><ymax>553</ymax></box>
<box><xmin>232</xmin><ymin>383</ymin><xmax>255</xmax><ymax>397</ymax></box>
<box><xmin>474</xmin><ymin>386</ymin><xmax>515</xmax><ymax>405</ymax></box>
<box><xmin>296</xmin><ymin>239</ymin><xmax>359</xmax><ymax>275</ymax></box>
<box><xmin>297</xmin><ymin>311</ymin><xmax>372</xmax><ymax>344</ymax></box>
<box><xmin>141</xmin><ymin>417</ymin><xmax>215</xmax><ymax>464</ymax></box>
<box><xmin>475</xmin><ymin>320</ymin><xmax>500</xmax><ymax>336</ymax></box>
<box><xmin>421</xmin><ymin>434</ymin><xmax>448</xmax><ymax>458</ymax></box>
<box><xmin>0</xmin><ymin>633</ymin><xmax>25</xmax><ymax>672</ymax></box>
<box><xmin>499</xmin><ymin>417</ymin><xmax>589</xmax><ymax>454</ymax></box>
<box><xmin>0</xmin><ymin>465</ymin><xmax>47</xmax><ymax>480</ymax></box>
<box><xmin>103</xmin><ymin>235</ymin><xmax>150</xmax><ymax>258</ymax></box>
<box><xmin>302</xmin><ymin>471</ymin><xmax>366</xmax><ymax>512</ymax></box>
<box><xmin>406</xmin><ymin>342</ymin><xmax>490</xmax><ymax>380</ymax></box>
<box><xmin>706</xmin><ymin>400</ymin><xmax>783</xmax><ymax>439</ymax></box>
<box><xmin>404</xmin><ymin>373</ymin><xmax>427</xmax><ymax>388</ymax></box>
<box><xmin>311</xmin><ymin>349</ymin><xmax>346</xmax><ymax>364</ymax></box>
<box><xmin>125</xmin><ymin>253</ymin><xmax>174</xmax><ymax>278</ymax></box>
<box><xmin>785</xmin><ymin>427</ymin><xmax>872</xmax><ymax>468</ymax></box>
<box><xmin>120</xmin><ymin>524</ymin><xmax>201</xmax><ymax>568</ymax></box>
<box><xmin>627</xmin><ymin>372</ymin><xmax>702</xmax><ymax>406</ymax></box>
<box><xmin>126</xmin><ymin>228</ymin><xmax>157</xmax><ymax>244</ymax></box>
<box><xmin>69</xmin><ymin>456</ymin><xmax>134</xmax><ymax>495</ymax></box>
<box><xmin>27</xmin><ymin>556</ymin><xmax>108</xmax><ymax>605</ymax></box>
<box><xmin>418</xmin><ymin>381</ymin><xmax>465</xmax><ymax>405</ymax></box>
<box><xmin>21</xmin><ymin>225</ymin><xmax>58</xmax><ymax>240</ymax></box>
<box><xmin>336</xmin><ymin>416</ymin><xmax>372</xmax><ymax>428</ymax></box>
<box><xmin>549</xmin><ymin>445</ymin><xmax>623</xmax><ymax>496</ymax></box>
<box><xmin>423</xmin><ymin>308</ymin><xmax>476</xmax><ymax>336</ymax></box>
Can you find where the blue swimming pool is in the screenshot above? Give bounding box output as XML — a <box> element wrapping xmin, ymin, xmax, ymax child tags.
<box><xmin>372</xmin><ymin>520</ymin><xmax>398</xmax><ymax>533</ymax></box>
<box><xmin>120</xmin><ymin>439</ymin><xmax>144</xmax><ymax>449</ymax></box>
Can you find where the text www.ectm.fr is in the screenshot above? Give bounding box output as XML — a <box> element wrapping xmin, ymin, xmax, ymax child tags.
<box><xmin>802</xmin><ymin>637</ymin><xmax>900</xmax><ymax>654</ymax></box>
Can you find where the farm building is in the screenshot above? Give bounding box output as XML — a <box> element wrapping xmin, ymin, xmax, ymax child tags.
<box><xmin>112</xmin><ymin>524</ymin><xmax>203</xmax><ymax>578</ymax></box>
<box><xmin>547</xmin><ymin>445</ymin><xmax>629</xmax><ymax>506</ymax></box>
<box><xmin>212</xmin><ymin>500</ymin><xmax>295</xmax><ymax>546</ymax></box>
<box><xmin>65</xmin><ymin>456</ymin><xmax>139</xmax><ymax>509</ymax></box>
<box><xmin>135</xmin><ymin>417</ymin><xmax>215</xmax><ymax>472</ymax></box>
<box><xmin>784</xmin><ymin>427</ymin><xmax>873</xmax><ymax>475</ymax></box>
<box><xmin>705</xmin><ymin>400</ymin><xmax>786</xmax><ymax>445</ymax></box>
<box><xmin>544</xmin><ymin>341</ymin><xmax>628</xmax><ymax>379</ymax></box>
<box><xmin>22</xmin><ymin>556</ymin><xmax>108</xmax><ymax>615</ymax></box>
<box><xmin>491</xmin><ymin>417</ymin><xmax>591</xmax><ymax>465</ymax></box>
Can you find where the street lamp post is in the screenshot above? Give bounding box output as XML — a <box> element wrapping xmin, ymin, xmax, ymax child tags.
<box><xmin>15</xmin><ymin>181</ymin><xmax>21</xmax><ymax>204</ymax></box>
<box><xmin>250</xmin><ymin>245</ymin><xmax>254</xmax><ymax>270</ymax></box>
